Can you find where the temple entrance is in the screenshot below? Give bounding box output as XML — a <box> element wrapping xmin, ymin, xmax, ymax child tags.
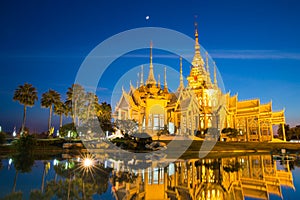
<box><xmin>149</xmin><ymin>105</ymin><xmax>165</xmax><ymax>130</ymax></box>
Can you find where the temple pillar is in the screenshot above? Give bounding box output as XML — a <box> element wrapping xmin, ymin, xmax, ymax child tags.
<box><xmin>258</xmin><ymin>118</ymin><xmax>262</xmax><ymax>142</ymax></box>
<box><xmin>164</xmin><ymin>167</ymin><xmax>168</xmax><ymax>199</ymax></box>
<box><xmin>270</xmin><ymin>121</ymin><xmax>274</xmax><ymax>141</ymax></box>
<box><xmin>246</xmin><ymin>118</ymin><xmax>250</xmax><ymax>142</ymax></box>
<box><xmin>282</xmin><ymin>123</ymin><xmax>286</xmax><ymax>142</ymax></box>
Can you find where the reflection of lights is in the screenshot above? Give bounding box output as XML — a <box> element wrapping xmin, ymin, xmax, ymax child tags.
<box><xmin>8</xmin><ymin>158</ymin><xmax>12</xmax><ymax>165</ymax></box>
<box><xmin>83</xmin><ymin>158</ymin><xmax>94</xmax><ymax>167</ymax></box>
<box><xmin>65</xmin><ymin>162</ymin><xmax>68</xmax><ymax>169</ymax></box>
<box><xmin>76</xmin><ymin>154</ymin><xmax>99</xmax><ymax>178</ymax></box>
<box><xmin>77</xmin><ymin>157</ymin><xmax>80</xmax><ymax>162</ymax></box>
<box><xmin>53</xmin><ymin>159</ymin><xmax>59</xmax><ymax>166</ymax></box>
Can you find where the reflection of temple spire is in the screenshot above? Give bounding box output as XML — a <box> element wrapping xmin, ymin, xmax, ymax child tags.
<box><xmin>140</xmin><ymin>65</ymin><xmax>144</xmax><ymax>86</ymax></box>
<box><xmin>164</xmin><ymin>67</ymin><xmax>168</xmax><ymax>92</ymax></box>
<box><xmin>178</xmin><ymin>57</ymin><xmax>184</xmax><ymax>91</ymax></box>
<box><xmin>146</xmin><ymin>41</ymin><xmax>156</xmax><ymax>85</ymax></box>
<box><xmin>158</xmin><ymin>74</ymin><xmax>161</xmax><ymax>88</ymax></box>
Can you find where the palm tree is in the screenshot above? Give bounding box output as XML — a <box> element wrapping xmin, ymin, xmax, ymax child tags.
<box><xmin>41</xmin><ymin>89</ymin><xmax>61</xmax><ymax>131</ymax></box>
<box><xmin>84</xmin><ymin>92</ymin><xmax>99</xmax><ymax>123</ymax></box>
<box><xmin>13</xmin><ymin>83</ymin><xmax>38</xmax><ymax>133</ymax></box>
<box><xmin>54</xmin><ymin>100</ymin><xmax>68</xmax><ymax>128</ymax></box>
<box><xmin>65</xmin><ymin>84</ymin><xmax>85</xmax><ymax>126</ymax></box>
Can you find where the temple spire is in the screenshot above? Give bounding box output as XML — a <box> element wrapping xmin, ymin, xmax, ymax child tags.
<box><xmin>206</xmin><ymin>52</ymin><xmax>212</xmax><ymax>85</ymax></box>
<box><xmin>164</xmin><ymin>67</ymin><xmax>168</xmax><ymax>92</ymax></box>
<box><xmin>178</xmin><ymin>57</ymin><xmax>184</xmax><ymax>91</ymax></box>
<box><xmin>146</xmin><ymin>41</ymin><xmax>156</xmax><ymax>85</ymax></box>
<box><xmin>140</xmin><ymin>65</ymin><xmax>144</xmax><ymax>86</ymax></box>
<box><xmin>206</xmin><ymin>52</ymin><xmax>210</xmax><ymax>75</ymax></box>
<box><xmin>214</xmin><ymin>62</ymin><xmax>218</xmax><ymax>86</ymax></box>
<box><xmin>191</xmin><ymin>21</ymin><xmax>205</xmax><ymax>72</ymax></box>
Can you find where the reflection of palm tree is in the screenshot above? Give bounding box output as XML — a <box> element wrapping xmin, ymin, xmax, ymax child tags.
<box><xmin>12</xmin><ymin>152</ymin><xmax>35</xmax><ymax>192</ymax></box>
<box><xmin>13</xmin><ymin>83</ymin><xmax>38</xmax><ymax>133</ymax></box>
<box><xmin>41</xmin><ymin>89</ymin><xmax>61</xmax><ymax>132</ymax></box>
<box><xmin>41</xmin><ymin>161</ymin><xmax>50</xmax><ymax>193</ymax></box>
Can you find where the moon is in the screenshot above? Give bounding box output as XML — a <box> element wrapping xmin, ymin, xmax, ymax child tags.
<box><xmin>146</xmin><ymin>15</ymin><xmax>150</xmax><ymax>20</ymax></box>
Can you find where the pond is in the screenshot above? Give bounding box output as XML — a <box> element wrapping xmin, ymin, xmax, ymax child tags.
<box><xmin>0</xmin><ymin>152</ymin><xmax>299</xmax><ymax>199</ymax></box>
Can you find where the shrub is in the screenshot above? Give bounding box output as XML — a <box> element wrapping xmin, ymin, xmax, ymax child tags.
<box><xmin>0</xmin><ymin>132</ymin><xmax>6</xmax><ymax>145</ymax></box>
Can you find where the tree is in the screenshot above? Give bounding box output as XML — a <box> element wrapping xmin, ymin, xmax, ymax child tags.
<box><xmin>65</xmin><ymin>84</ymin><xmax>85</xmax><ymax>126</ymax></box>
<box><xmin>13</xmin><ymin>83</ymin><xmax>38</xmax><ymax>133</ymax></box>
<box><xmin>277</xmin><ymin>124</ymin><xmax>290</xmax><ymax>140</ymax></box>
<box><xmin>221</xmin><ymin>128</ymin><xmax>239</xmax><ymax>138</ymax></box>
<box><xmin>96</xmin><ymin>102</ymin><xmax>112</xmax><ymax>131</ymax></box>
<box><xmin>41</xmin><ymin>89</ymin><xmax>61</xmax><ymax>131</ymax></box>
<box><xmin>54</xmin><ymin>100</ymin><xmax>68</xmax><ymax>128</ymax></box>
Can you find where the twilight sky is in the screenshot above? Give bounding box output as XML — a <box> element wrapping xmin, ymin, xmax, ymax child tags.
<box><xmin>0</xmin><ymin>0</ymin><xmax>300</xmax><ymax>132</ymax></box>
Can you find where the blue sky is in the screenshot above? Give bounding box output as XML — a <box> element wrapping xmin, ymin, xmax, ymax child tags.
<box><xmin>0</xmin><ymin>0</ymin><xmax>300</xmax><ymax>132</ymax></box>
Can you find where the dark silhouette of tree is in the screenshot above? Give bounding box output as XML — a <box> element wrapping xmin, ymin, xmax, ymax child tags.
<box><xmin>41</xmin><ymin>89</ymin><xmax>61</xmax><ymax>132</ymax></box>
<box><xmin>13</xmin><ymin>83</ymin><xmax>38</xmax><ymax>134</ymax></box>
<box><xmin>54</xmin><ymin>100</ymin><xmax>68</xmax><ymax>128</ymax></box>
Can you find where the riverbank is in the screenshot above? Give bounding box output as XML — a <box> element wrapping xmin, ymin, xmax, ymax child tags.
<box><xmin>1</xmin><ymin>139</ymin><xmax>300</xmax><ymax>157</ymax></box>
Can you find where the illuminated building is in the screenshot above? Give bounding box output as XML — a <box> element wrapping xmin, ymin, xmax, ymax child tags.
<box><xmin>114</xmin><ymin>24</ymin><xmax>286</xmax><ymax>141</ymax></box>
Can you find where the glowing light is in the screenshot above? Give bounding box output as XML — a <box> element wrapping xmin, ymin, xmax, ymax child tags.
<box><xmin>8</xmin><ymin>158</ymin><xmax>12</xmax><ymax>165</ymax></box>
<box><xmin>53</xmin><ymin>159</ymin><xmax>59</xmax><ymax>166</ymax></box>
<box><xmin>146</xmin><ymin>15</ymin><xmax>150</xmax><ymax>20</ymax></box>
<box><xmin>83</xmin><ymin>158</ymin><xmax>94</xmax><ymax>167</ymax></box>
<box><xmin>76</xmin><ymin>154</ymin><xmax>99</xmax><ymax>178</ymax></box>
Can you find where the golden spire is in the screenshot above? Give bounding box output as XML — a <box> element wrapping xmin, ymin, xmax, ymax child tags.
<box><xmin>178</xmin><ymin>57</ymin><xmax>184</xmax><ymax>91</ymax></box>
<box><xmin>206</xmin><ymin>52</ymin><xmax>212</xmax><ymax>85</ymax></box>
<box><xmin>206</xmin><ymin>52</ymin><xmax>210</xmax><ymax>75</ymax></box>
<box><xmin>146</xmin><ymin>41</ymin><xmax>157</xmax><ymax>85</ymax></box>
<box><xmin>191</xmin><ymin>21</ymin><xmax>205</xmax><ymax>70</ymax></box>
<box><xmin>214</xmin><ymin>62</ymin><xmax>218</xmax><ymax>86</ymax></box>
<box><xmin>140</xmin><ymin>65</ymin><xmax>144</xmax><ymax>86</ymax></box>
<box><xmin>164</xmin><ymin>67</ymin><xmax>168</xmax><ymax>92</ymax></box>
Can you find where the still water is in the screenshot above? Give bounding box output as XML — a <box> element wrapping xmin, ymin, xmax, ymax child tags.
<box><xmin>0</xmin><ymin>153</ymin><xmax>299</xmax><ymax>200</ymax></box>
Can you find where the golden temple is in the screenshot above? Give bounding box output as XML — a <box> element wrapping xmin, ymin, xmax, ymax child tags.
<box><xmin>114</xmin><ymin>25</ymin><xmax>286</xmax><ymax>142</ymax></box>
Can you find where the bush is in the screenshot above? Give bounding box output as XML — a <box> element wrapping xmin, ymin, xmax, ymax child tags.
<box><xmin>0</xmin><ymin>132</ymin><xmax>6</xmax><ymax>145</ymax></box>
<box><xmin>13</xmin><ymin>135</ymin><xmax>37</xmax><ymax>152</ymax></box>
<box><xmin>59</xmin><ymin>123</ymin><xmax>77</xmax><ymax>138</ymax></box>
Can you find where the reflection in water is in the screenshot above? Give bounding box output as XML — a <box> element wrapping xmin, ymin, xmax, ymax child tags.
<box><xmin>110</xmin><ymin>154</ymin><xmax>295</xmax><ymax>200</ymax></box>
<box><xmin>0</xmin><ymin>153</ymin><xmax>296</xmax><ymax>199</ymax></box>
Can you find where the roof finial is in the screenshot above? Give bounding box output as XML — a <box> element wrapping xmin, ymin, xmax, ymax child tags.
<box><xmin>178</xmin><ymin>57</ymin><xmax>184</xmax><ymax>91</ymax></box>
<box><xmin>150</xmin><ymin>40</ymin><xmax>153</xmax><ymax>65</ymax></box>
<box><xmin>191</xmin><ymin>17</ymin><xmax>205</xmax><ymax>71</ymax></box>
<box><xmin>146</xmin><ymin>41</ymin><xmax>156</xmax><ymax>85</ymax></box>
<box><xmin>164</xmin><ymin>67</ymin><xmax>168</xmax><ymax>92</ymax></box>
<box><xmin>194</xmin><ymin>15</ymin><xmax>199</xmax><ymax>44</ymax></box>
<box><xmin>140</xmin><ymin>65</ymin><xmax>144</xmax><ymax>86</ymax></box>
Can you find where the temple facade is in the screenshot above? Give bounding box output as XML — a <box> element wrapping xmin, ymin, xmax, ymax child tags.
<box><xmin>114</xmin><ymin>26</ymin><xmax>286</xmax><ymax>142</ymax></box>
